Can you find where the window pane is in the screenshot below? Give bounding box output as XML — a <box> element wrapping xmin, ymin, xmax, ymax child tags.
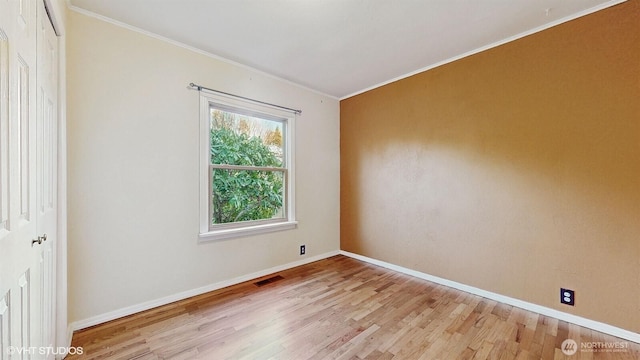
<box><xmin>210</xmin><ymin>108</ymin><xmax>284</xmax><ymax>167</ymax></box>
<box><xmin>211</xmin><ymin>168</ymin><xmax>285</xmax><ymax>225</ymax></box>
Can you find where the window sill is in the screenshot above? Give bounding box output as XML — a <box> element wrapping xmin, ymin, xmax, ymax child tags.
<box><xmin>199</xmin><ymin>221</ymin><xmax>298</xmax><ymax>242</ymax></box>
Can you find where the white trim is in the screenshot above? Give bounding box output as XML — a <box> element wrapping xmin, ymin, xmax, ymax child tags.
<box><xmin>65</xmin><ymin>326</ymin><xmax>73</xmax><ymax>351</ymax></box>
<box><xmin>340</xmin><ymin>0</ymin><xmax>628</xmax><ymax>100</ymax></box>
<box><xmin>199</xmin><ymin>221</ymin><xmax>298</xmax><ymax>242</ymax></box>
<box><xmin>65</xmin><ymin>4</ymin><xmax>338</xmax><ymax>101</ymax></box>
<box><xmin>198</xmin><ymin>95</ymin><xmax>210</xmax><ymax>234</ymax></box>
<box><xmin>43</xmin><ymin>0</ymin><xmax>63</xmax><ymax>36</ymax></box>
<box><xmin>50</xmin><ymin>0</ymin><xmax>68</xmax><ymax>356</ymax></box>
<box><xmin>69</xmin><ymin>250</ymin><xmax>340</xmax><ymax>332</ymax></box>
<box><xmin>285</xmin><ymin>111</ymin><xmax>296</xmax><ymax>227</ymax></box>
<box><xmin>339</xmin><ymin>251</ymin><xmax>640</xmax><ymax>344</ymax></box>
<box><xmin>199</xmin><ymin>92</ymin><xmax>297</xmax><ymax>242</ymax></box>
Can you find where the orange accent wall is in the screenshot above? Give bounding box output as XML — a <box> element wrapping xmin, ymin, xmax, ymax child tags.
<box><xmin>340</xmin><ymin>1</ymin><xmax>640</xmax><ymax>333</ymax></box>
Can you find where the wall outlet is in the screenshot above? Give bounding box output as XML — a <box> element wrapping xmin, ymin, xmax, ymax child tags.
<box><xmin>561</xmin><ymin>288</ymin><xmax>575</xmax><ymax>306</ymax></box>
<box><xmin>300</xmin><ymin>245</ymin><xmax>306</xmax><ymax>255</ymax></box>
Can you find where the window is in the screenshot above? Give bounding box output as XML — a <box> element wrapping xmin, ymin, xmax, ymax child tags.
<box><xmin>199</xmin><ymin>94</ymin><xmax>296</xmax><ymax>241</ymax></box>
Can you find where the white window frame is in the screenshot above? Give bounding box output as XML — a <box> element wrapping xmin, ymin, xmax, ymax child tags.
<box><xmin>199</xmin><ymin>93</ymin><xmax>297</xmax><ymax>242</ymax></box>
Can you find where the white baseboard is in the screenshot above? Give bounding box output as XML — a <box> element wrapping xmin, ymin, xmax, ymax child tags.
<box><xmin>340</xmin><ymin>250</ymin><xmax>640</xmax><ymax>344</ymax></box>
<box><xmin>69</xmin><ymin>250</ymin><xmax>340</xmax><ymax>332</ymax></box>
<box><xmin>67</xmin><ymin>249</ymin><xmax>640</xmax><ymax>344</ymax></box>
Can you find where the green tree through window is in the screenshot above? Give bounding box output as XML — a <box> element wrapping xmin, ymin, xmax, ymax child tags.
<box><xmin>210</xmin><ymin>109</ymin><xmax>285</xmax><ymax>225</ymax></box>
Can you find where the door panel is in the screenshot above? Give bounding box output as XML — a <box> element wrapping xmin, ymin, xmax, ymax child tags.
<box><xmin>17</xmin><ymin>55</ymin><xmax>31</xmax><ymax>224</ymax></box>
<box><xmin>0</xmin><ymin>30</ymin><xmax>9</xmax><ymax>234</ymax></box>
<box><xmin>0</xmin><ymin>0</ymin><xmax>39</xmax><ymax>357</ymax></box>
<box><xmin>0</xmin><ymin>0</ymin><xmax>58</xmax><ymax>358</ymax></box>
<box><xmin>35</xmin><ymin>0</ymin><xmax>57</xmax><ymax>352</ymax></box>
<box><xmin>18</xmin><ymin>271</ymin><xmax>30</xmax><ymax>354</ymax></box>
<box><xmin>0</xmin><ymin>292</ymin><xmax>10</xmax><ymax>356</ymax></box>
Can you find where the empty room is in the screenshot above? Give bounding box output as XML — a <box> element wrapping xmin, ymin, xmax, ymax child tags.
<box><xmin>0</xmin><ymin>0</ymin><xmax>638</xmax><ymax>359</ymax></box>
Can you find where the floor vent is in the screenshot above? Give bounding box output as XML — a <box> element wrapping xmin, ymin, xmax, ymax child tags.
<box><xmin>254</xmin><ymin>275</ymin><xmax>284</xmax><ymax>287</ymax></box>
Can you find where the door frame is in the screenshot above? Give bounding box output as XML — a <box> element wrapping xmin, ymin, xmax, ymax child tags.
<box><xmin>41</xmin><ymin>0</ymin><xmax>68</xmax><ymax>351</ymax></box>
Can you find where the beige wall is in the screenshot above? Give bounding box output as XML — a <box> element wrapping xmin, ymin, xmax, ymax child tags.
<box><xmin>341</xmin><ymin>1</ymin><xmax>639</xmax><ymax>333</ymax></box>
<box><xmin>66</xmin><ymin>10</ymin><xmax>340</xmax><ymax>324</ymax></box>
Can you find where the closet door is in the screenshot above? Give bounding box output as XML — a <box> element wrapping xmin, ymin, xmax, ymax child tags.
<box><xmin>0</xmin><ymin>0</ymin><xmax>58</xmax><ymax>358</ymax></box>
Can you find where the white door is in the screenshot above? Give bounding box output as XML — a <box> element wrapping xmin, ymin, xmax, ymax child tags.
<box><xmin>35</xmin><ymin>0</ymin><xmax>58</xmax><ymax>355</ymax></box>
<box><xmin>0</xmin><ymin>0</ymin><xmax>58</xmax><ymax>359</ymax></box>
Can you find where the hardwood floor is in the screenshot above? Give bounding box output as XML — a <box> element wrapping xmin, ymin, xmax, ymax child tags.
<box><xmin>68</xmin><ymin>255</ymin><xmax>640</xmax><ymax>359</ymax></box>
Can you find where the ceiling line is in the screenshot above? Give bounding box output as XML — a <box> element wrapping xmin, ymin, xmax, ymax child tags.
<box><xmin>66</xmin><ymin>4</ymin><xmax>340</xmax><ymax>101</ymax></box>
<box><xmin>339</xmin><ymin>0</ymin><xmax>627</xmax><ymax>100</ymax></box>
<box><xmin>66</xmin><ymin>0</ymin><xmax>626</xmax><ymax>101</ymax></box>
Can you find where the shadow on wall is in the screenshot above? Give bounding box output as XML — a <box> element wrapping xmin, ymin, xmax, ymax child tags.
<box><xmin>340</xmin><ymin>0</ymin><xmax>640</xmax><ymax>333</ymax></box>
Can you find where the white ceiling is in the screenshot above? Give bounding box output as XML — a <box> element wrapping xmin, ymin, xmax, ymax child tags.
<box><xmin>68</xmin><ymin>0</ymin><xmax>623</xmax><ymax>99</ymax></box>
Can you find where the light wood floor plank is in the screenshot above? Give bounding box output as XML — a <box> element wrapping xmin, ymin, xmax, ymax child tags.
<box><xmin>68</xmin><ymin>255</ymin><xmax>640</xmax><ymax>359</ymax></box>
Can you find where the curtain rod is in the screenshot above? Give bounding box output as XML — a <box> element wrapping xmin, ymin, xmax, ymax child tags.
<box><xmin>189</xmin><ymin>83</ymin><xmax>302</xmax><ymax>115</ymax></box>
